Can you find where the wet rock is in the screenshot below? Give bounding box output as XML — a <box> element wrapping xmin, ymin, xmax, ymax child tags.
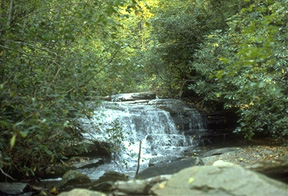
<box><xmin>70</xmin><ymin>157</ymin><xmax>103</xmax><ymax>169</ymax></box>
<box><xmin>136</xmin><ymin>157</ymin><xmax>204</xmax><ymax>179</ymax></box>
<box><xmin>0</xmin><ymin>182</ymin><xmax>30</xmax><ymax>195</ymax></box>
<box><xmin>72</xmin><ymin>140</ymin><xmax>111</xmax><ymax>157</ymax></box>
<box><xmin>95</xmin><ymin>95</ymin><xmax>111</xmax><ymax>101</ymax></box>
<box><xmin>131</xmin><ymin>92</ymin><xmax>156</xmax><ymax>100</ymax></box>
<box><xmin>245</xmin><ymin>156</ymin><xmax>288</xmax><ymax>184</ymax></box>
<box><xmin>111</xmin><ymin>92</ymin><xmax>156</xmax><ymax>102</ymax></box>
<box><xmin>148</xmin><ymin>99</ymin><xmax>207</xmax><ymax>139</ymax></box>
<box><xmin>59</xmin><ymin>170</ymin><xmax>91</xmax><ymax>190</ymax></box>
<box><xmin>148</xmin><ymin>155</ymin><xmax>182</xmax><ymax>167</ymax></box>
<box><xmin>213</xmin><ymin>160</ymin><xmax>235</xmax><ymax>167</ymax></box>
<box><xmin>183</xmin><ymin>146</ymin><xmax>207</xmax><ymax>156</ymax></box>
<box><xmin>0</xmin><ymin>183</ymin><xmax>45</xmax><ymax>195</ymax></box>
<box><xmin>44</xmin><ymin>164</ymin><xmax>76</xmax><ymax>179</ymax></box>
<box><xmin>37</xmin><ymin>190</ymin><xmax>55</xmax><ymax>196</ymax></box>
<box><xmin>151</xmin><ymin>161</ymin><xmax>288</xmax><ymax>196</ymax></box>
<box><xmin>45</xmin><ymin>141</ymin><xmax>108</xmax><ymax>178</ymax></box>
<box><xmin>201</xmin><ymin>148</ymin><xmax>242</xmax><ymax>166</ymax></box>
<box><xmin>58</xmin><ymin>188</ymin><xmax>106</xmax><ymax>196</ymax></box>
<box><xmin>45</xmin><ymin>157</ymin><xmax>99</xmax><ymax>178</ymax></box>
<box><xmin>111</xmin><ymin>175</ymin><xmax>171</xmax><ymax>195</ymax></box>
<box><xmin>202</xmin><ymin>147</ymin><xmax>240</xmax><ymax>156</ymax></box>
<box><xmin>90</xmin><ymin>171</ymin><xmax>129</xmax><ymax>192</ymax></box>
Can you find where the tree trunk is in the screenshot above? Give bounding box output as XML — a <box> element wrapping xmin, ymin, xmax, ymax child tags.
<box><xmin>0</xmin><ymin>0</ymin><xmax>14</xmax><ymax>82</ymax></box>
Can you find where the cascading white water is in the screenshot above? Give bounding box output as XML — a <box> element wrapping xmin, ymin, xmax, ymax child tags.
<box><xmin>78</xmin><ymin>99</ymin><xmax>206</xmax><ymax>179</ymax></box>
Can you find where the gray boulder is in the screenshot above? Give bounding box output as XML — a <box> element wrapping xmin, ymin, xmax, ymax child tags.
<box><xmin>112</xmin><ymin>175</ymin><xmax>170</xmax><ymax>195</ymax></box>
<box><xmin>111</xmin><ymin>92</ymin><xmax>156</xmax><ymax>102</ymax></box>
<box><xmin>245</xmin><ymin>156</ymin><xmax>288</xmax><ymax>184</ymax></box>
<box><xmin>151</xmin><ymin>161</ymin><xmax>288</xmax><ymax>196</ymax></box>
<box><xmin>58</xmin><ymin>188</ymin><xmax>106</xmax><ymax>196</ymax></box>
<box><xmin>202</xmin><ymin>147</ymin><xmax>240</xmax><ymax>156</ymax></box>
<box><xmin>59</xmin><ymin>170</ymin><xmax>91</xmax><ymax>190</ymax></box>
<box><xmin>148</xmin><ymin>155</ymin><xmax>183</xmax><ymax>167</ymax></box>
<box><xmin>136</xmin><ymin>157</ymin><xmax>204</xmax><ymax>179</ymax></box>
<box><xmin>0</xmin><ymin>183</ymin><xmax>30</xmax><ymax>195</ymax></box>
<box><xmin>90</xmin><ymin>171</ymin><xmax>129</xmax><ymax>192</ymax></box>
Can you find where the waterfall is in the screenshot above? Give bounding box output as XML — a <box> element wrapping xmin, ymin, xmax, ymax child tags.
<box><xmin>79</xmin><ymin>99</ymin><xmax>206</xmax><ymax>179</ymax></box>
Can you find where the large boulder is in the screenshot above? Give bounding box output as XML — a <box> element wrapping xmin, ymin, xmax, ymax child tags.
<box><xmin>45</xmin><ymin>157</ymin><xmax>103</xmax><ymax>178</ymax></box>
<box><xmin>0</xmin><ymin>182</ymin><xmax>46</xmax><ymax>196</ymax></box>
<box><xmin>44</xmin><ymin>141</ymin><xmax>109</xmax><ymax>178</ymax></box>
<box><xmin>59</xmin><ymin>170</ymin><xmax>91</xmax><ymax>190</ymax></box>
<box><xmin>200</xmin><ymin>146</ymin><xmax>288</xmax><ymax>183</ymax></box>
<box><xmin>69</xmin><ymin>157</ymin><xmax>103</xmax><ymax>169</ymax></box>
<box><xmin>111</xmin><ymin>92</ymin><xmax>156</xmax><ymax>102</ymax></box>
<box><xmin>150</xmin><ymin>161</ymin><xmax>288</xmax><ymax>196</ymax></box>
<box><xmin>90</xmin><ymin>171</ymin><xmax>129</xmax><ymax>192</ymax></box>
<box><xmin>148</xmin><ymin>155</ymin><xmax>182</xmax><ymax>167</ymax></box>
<box><xmin>245</xmin><ymin>156</ymin><xmax>288</xmax><ymax>184</ymax></box>
<box><xmin>58</xmin><ymin>188</ymin><xmax>106</xmax><ymax>196</ymax></box>
<box><xmin>111</xmin><ymin>175</ymin><xmax>170</xmax><ymax>195</ymax></box>
<box><xmin>147</xmin><ymin>99</ymin><xmax>208</xmax><ymax>141</ymax></box>
<box><xmin>0</xmin><ymin>183</ymin><xmax>30</xmax><ymax>195</ymax></box>
<box><xmin>201</xmin><ymin>147</ymin><xmax>240</xmax><ymax>156</ymax></box>
<box><xmin>136</xmin><ymin>157</ymin><xmax>204</xmax><ymax>179</ymax></box>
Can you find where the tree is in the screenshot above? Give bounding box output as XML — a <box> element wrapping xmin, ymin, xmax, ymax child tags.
<box><xmin>141</xmin><ymin>0</ymin><xmax>241</xmax><ymax>97</ymax></box>
<box><xmin>0</xmin><ymin>0</ymin><xmax>144</xmax><ymax>179</ymax></box>
<box><xmin>189</xmin><ymin>0</ymin><xmax>288</xmax><ymax>138</ymax></box>
<box><xmin>142</xmin><ymin>0</ymin><xmax>288</xmax><ymax>138</ymax></box>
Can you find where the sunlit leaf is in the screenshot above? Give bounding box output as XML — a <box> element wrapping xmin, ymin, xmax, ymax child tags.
<box><xmin>10</xmin><ymin>134</ymin><xmax>17</xmax><ymax>150</ymax></box>
<box><xmin>188</xmin><ymin>177</ymin><xmax>194</xmax><ymax>184</ymax></box>
<box><xmin>19</xmin><ymin>131</ymin><xmax>28</xmax><ymax>138</ymax></box>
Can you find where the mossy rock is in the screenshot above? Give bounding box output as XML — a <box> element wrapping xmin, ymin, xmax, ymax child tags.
<box><xmin>90</xmin><ymin>171</ymin><xmax>129</xmax><ymax>192</ymax></box>
<box><xmin>59</xmin><ymin>170</ymin><xmax>91</xmax><ymax>189</ymax></box>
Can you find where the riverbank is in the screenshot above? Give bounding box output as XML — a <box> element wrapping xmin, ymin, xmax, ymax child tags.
<box><xmin>1</xmin><ymin>138</ymin><xmax>287</xmax><ymax>196</ymax></box>
<box><xmin>57</xmin><ymin>138</ymin><xmax>288</xmax><ymax>196</ymax></box>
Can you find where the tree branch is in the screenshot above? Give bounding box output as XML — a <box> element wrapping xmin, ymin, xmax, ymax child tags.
<box><xmin>0</xmin><ymin>167</ymin><xmax>17</xmax><ymax>181</ymax></box>
<box><xmin>7</xmin><ymin>0</ymin><xmax>14</xmax><ymax>28</ymax></box>
<box><xmin>0</xmin><ymin>0</ymin><xmax>14</xmax><ymax>82</ymax></box>
<box><xmin>0</xmin><ymin>1</ymin><xmax>102</xmax><ymax>33</ymax></box>
<box><xmin>0</xmin><ymin>44</ymin><xmax>52</xmax><ymax>59</ymax></box>
<box><xmin>66</xmin><ymin>47</ymin><xmax>121</xmax><ymax>95</ymax></box>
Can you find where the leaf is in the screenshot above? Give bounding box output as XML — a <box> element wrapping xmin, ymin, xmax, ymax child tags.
<box><xmin>157</xmin><ymin>181</ymin><xmax>167</xmax><ymax>189</ymax></box>
<box><xmin>19</xmin><ymin>131</ymin><xmax>28</xmax><ymax>138</ymax></box>
<box><xmin>50</xmin><ymin>156</ymin><xmax>55</xmax><ymax>163</ymax></box>
<box><xmin>51</xmin><ymin>187</ymin><xmax>59</xmax><ymax>195</ymax></box>
<box><xmin>215</xmin><ymin>92</ymin><xmax>221</xmax><ymax>98</ymax></box>
<box><xmin>10</xmin><ymin>134</ymin><xmax>17</xmax><ymax>150</ymax></box>
<box><xmin>188</xmin><ymin>177</ymin><xmax>194</xmax><ymax>184</ymax></box>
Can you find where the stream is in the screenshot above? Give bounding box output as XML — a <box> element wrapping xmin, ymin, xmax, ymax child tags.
<box><xmin>2</xmin><ymin>94</ymin><xmax>287</xmax><ymax>196</ymax></box>
<box><xmin>77</xmin><ymin>97</ymin><xmax>208</xmax><ymax>180</ymax></box>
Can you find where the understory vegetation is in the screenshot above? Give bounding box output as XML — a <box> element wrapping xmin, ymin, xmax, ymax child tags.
<box><xmin>145</xmin><ymin>0</ymin><xmax>288</xmax><ymax>139</ymax></box>
<box><xmin>0</xmin><ymin>0</ymin><xmax>287</xmax><ymax>179</ymax></box>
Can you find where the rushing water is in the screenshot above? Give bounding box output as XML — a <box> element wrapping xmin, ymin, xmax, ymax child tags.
<box><xmin>78</xmin><ymin>99</ymin><xmax>207</xmax><ymax>180</ymax></box>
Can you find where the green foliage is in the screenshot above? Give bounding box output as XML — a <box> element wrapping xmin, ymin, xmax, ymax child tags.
<box><xmin>142</xmin><ymin>0</ymin><xmax>241</xmax><ymax>97</ymax></box>
<box><xmin>0</xmin><ymin>0</ymin><xmax>145</xmax><ymax>179</ymax></box>
<box><xmin>188</xmin><ymin>0</ymin><xmax>288</xmax><ymax>138</ymax></box>
<box><xmin>1</xmin><ymin>0</ymin><xmax>287</xmax><ymax>179</ymax></box>
<box><xmin>141</xmin><ymin>0</ymin><xmax>288</xmax><ymax>138</ymax></box>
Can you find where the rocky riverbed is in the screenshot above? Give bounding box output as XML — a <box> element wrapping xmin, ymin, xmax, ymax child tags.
<box><xmin>1</xmin><ymin>138</ymin><xmax>287</xmax><ymax>196</ymax></box>
<box><xmin>58</xmin><ymin>139</ymin><xmax>288</xmax><ymax>196</ymax></box>
<box><xmin>0</xmin><ymin>93</ymin><xmax>287</xmax><ymax>195</ymax></box>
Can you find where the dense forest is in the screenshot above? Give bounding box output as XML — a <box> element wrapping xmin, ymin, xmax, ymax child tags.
<box><xmin>0</xmin><ymin>0</ymin><xmax>287</xmax><ymax>179</ymax></box>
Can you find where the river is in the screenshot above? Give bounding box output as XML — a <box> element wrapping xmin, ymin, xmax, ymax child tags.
<box><xmin>77</xmin><ymin>96</ymin><xmax>208</xmax><ymax>180</ymax></box>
